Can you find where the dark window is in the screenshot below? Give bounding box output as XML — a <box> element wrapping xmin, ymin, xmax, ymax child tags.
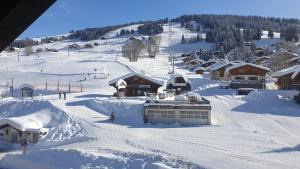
<box><xmin>235</xmin><ymin>76</ymin><xmax>244</xmax><ymax>80</ymax></box>
<box><xmin>248</xmin><ymin>76</ymin><xmax>258</xmax><ymax>80</ymax></box>
<box><xmin>6</xmin><ymin>129</ymin><xmax>9</xmax><ymax>135</ymax></box>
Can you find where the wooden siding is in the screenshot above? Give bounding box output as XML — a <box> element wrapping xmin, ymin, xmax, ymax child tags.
<box><xmin>228</xmin><ymin>65</ymin><xmax>268</xmax><ymax>76</ymax></box>
<box><xmin>112</xmin><ymin>75</ymin><xmax>161</xmax><ymax>96</ymax></box>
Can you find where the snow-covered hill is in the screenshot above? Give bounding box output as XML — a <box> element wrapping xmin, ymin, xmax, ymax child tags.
<box><xmin>0</xmin><ymin>23</ymin><xmax>299</xmax><ymax>169</ymax></box>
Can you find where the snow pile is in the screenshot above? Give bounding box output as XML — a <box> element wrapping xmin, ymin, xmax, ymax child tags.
<box><xmin>0</xmin><ymin>148</ymin><xmax>200</xmax><ymax>169</ymax></box>
<box><xmin>0</xmin><ymin>99</ymin><xmax>86</xmax><ymax>142</ymax></box>
<box><xmin>88</xmin><ymin>98</ymin><xmax>145</xmax><ymax>126</ymax></box>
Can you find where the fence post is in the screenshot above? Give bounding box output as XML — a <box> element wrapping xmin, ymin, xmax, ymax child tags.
<box><xmin>45</xmin><ymin>80</ymin><xmax>48</xmax><ymax>91</ymax></box>
<box><xmin>80</xmin><ymin>84</ymin><xmax>83</xmax><ymax>93</ymax></box>
<box><xmin>69</xmin><ymin>83</ymin><xmax>71</xmax><ymax>93</ymax></box>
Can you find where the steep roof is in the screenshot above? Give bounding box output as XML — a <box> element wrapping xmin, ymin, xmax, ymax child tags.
<box><xmin>272</xmin><ymin>65</ymin><xmax>300</xmax><ymax>79</ymax></box>
<box><xmin>207</xmin><ymin>60</ymin><xmax>232</xmax><ymax>71</ymax></box>
<box><xmin>225</xmin><ymin>62</ymin><xmax>271</xmax><ymax>72</ymax></box>
<box><xmin>109</xmin><ymin>72</ymin><xmax>164</xmax><ymax>86</ymax></box>
<box><xmin>194</xmin><ymin>66</ymin><xmax>205</xmax><ymax>72</ymax></box>
<box><xmin>167</xmin><ymin>74</ymin><xmax>191</xmax><ymax>85</ymax></box>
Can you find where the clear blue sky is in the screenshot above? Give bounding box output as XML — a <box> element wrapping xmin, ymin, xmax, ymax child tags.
<box><xmin>20</xmin><ymin>0</ymin><xmax>300</xmax><ymax>38</ymax></box>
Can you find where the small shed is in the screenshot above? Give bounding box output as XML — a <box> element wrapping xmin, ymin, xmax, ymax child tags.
<box><xmin>115</xmin><ymin>79</ymin><xmax>127</xmax><ymax>98</ymax></box>
<box><xmin>0</xmin><ymin>118</ymin><xmax>47</xmax><ymax>144</ymax></box>
<box><xmin>19</xmin><ymin>84</ymin><xmax>35</xmax><ymax>98</ymax></box>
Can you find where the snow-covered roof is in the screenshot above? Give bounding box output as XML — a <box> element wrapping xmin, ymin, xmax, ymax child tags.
<box><xmin>254</xmin><ymin>56</ymin><xmax>270</xmax><ymax>61</ymax></box>
<box><xmin>116</xmin><ymin>79</ymin><xmax>127</xmax><ymax>89</ymax></box>
<box><xmin>207</xmin><ymin>60</ymin><xmax>232</xmax><ymax>71</ymax></box>
<box><xmin>19</xmin><ymin>83</ymin><xmax>35</xmax><ymax>90</ymax></box>
<box><xmin>189</xmin><ymin>59</ymin><xmax>205</xmax><ymax>63</ymax></box>
<box><xmin>194</xmin><ymin>66</ymin><xmax>205</xmax><ymax>72</ymax></box>
<box><xmin>272</xmin><ymin>65</ymin><xmax>300</xmax><ymax>79</ymax></box>
<box><xmin>0</xmin><ymin>117</ymin><xmax>44</xmax><ymax>132</ymax></box>
<box><xmin>288</xmin><ymin>56</ymin><xmax>300</xmax><ymax>63</ymax></box>
<box><xmin>109</xmin><ymin>72</ymin><xmax>164</xmax><ymax>86</ymax></box>
<box><xmin>225</xmin><ymin>62</ymin><xmax>271</xmax><ymax>72</ymax></box>
<box><xmin>167</xmin><ymin>74</ymin><xmax>191</xmax><ymax>85</ymax></box>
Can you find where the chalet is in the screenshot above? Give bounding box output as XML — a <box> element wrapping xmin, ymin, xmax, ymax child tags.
<box><xmin>287</xmin><ymin>57</ymin><xmax>300</xmax><ymax>67</ymax></box>
<box><xmin>109</xmin><ymin>72</ymin><xmax>163</xmax><ymax>97</ymax></box>
<box><xmin>254</xmin><ymin>56</ymin><xmax>270</xmax><ymax>66</ymax></box>
<box><xmin>0</xmin><ymin>118</ymin><xmax>47</xmax><ymax>144</ymax></box>
<box><xmin>270</xmin><ymin>51</ymin><xmax>299</xmax><ymax>72</ymax></box>
<box><xmin>84</xmin><ymin>44</ymin><xmax>94</xmax><ymax>49</ymax></box>
<box><xmin>166</xmin><ymin>74</ymin><xmax>191</xmax><ymax>95</ymax></box>
<box><xmin>225</xmin><ymin>63</ymin><xmax>270</xmax><ymax>89</ymax></box>
<box><xmin>68</xmin><ymin>44</ymin><xmax>81</xmax><ymax>49</ymax></box>
<box><xmin>182</xmin><ymin>56</ymin><xmax>191</xmax><ymax>64</ymax></box>
<box><xmin>207</xmin><ymin>60</ymin><xmax>233</xmax><ymax>80</ymax></box>
<box><xmin>272</xmin><ymin>65</ymin><xmax>300</xmax><ymax>90</ymax></box>
<box><xmin>201</xmin><ymin>60</ymin><xmax>217</xmax><ymax>68</ymax></box>
<box><xmin>188</xmin><ymin>59</ymin><xmax>203</xmax><ymax>66</ymax></box>
<box><xmin>19</xmin><ymin>84</ymin><xmax>35</xmax><ymax>98</ymax></box>
<box><xmin>194</xmin><ymin>67</ymin><xmax>205</xmax><ymax>74</ymax></box>
<box><xmin>5</xmin><ymin>47</ymin><xmax>19</xmax><ymax>52</ymax></box>
<box><xmin>45</xmin><ymin>48</ymin><xmax>58</xmax><ymax>52</ymax></box>
<box><xmin>144</xmin><ymin>92</ymin><xmax>211</xmax><ymax>126</ymax></box>
<box><xmin>254</xmin><ymin>47</ymin><xmax>266</xmax><ymax>57</ymax></box>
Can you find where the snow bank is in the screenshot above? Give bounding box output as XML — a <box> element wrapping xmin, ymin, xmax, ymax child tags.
<box><xmin>88</xmin><ymin>98</ymin><xmax>145</xmax><ymax>126</ymax></box>
<box><xmin>0</xmin><ymin>99</ymin><xmax>86</xmax><ymax>142</ymax></box>
<box><xmin>0</xmin><ymin>148</ymin><xmax>200</xmax><ymax>169</ymax></box>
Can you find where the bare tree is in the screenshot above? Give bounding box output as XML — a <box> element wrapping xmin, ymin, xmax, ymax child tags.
<box><xmin>146</xmin><ymin>35</ymin><xmax>161</xmax><ymax>58</ymax></box>
<box><xmin>122</xmin><ymin>38</ymin><xmax>145</xmax><ymax>62</ymax></box>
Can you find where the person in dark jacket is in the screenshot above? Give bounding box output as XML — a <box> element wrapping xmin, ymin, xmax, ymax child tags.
<box><xmin>110</xmin><ymin>112</ymin><xmax>115</xmax><ymax>122</ymax></box>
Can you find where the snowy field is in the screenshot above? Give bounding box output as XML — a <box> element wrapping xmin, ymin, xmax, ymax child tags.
<box><xmin>0</xmin><ymin>23</ymin><xmax>299</xmax><ymax>169</ymax></box>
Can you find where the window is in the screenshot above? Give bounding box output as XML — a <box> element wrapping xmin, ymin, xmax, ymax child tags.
<box><xmin>6</xmin><ymin>129</ymin><xmax>9</xmax><ymax>135</ymax></box>
<box><xmin>248</xmin><ymin>76</ymin><xmax>258</xmax><ymax>80</ymax></box>
<box><xmin>235</xmin><ymin>76</ymin><xmax>244</xmax><ymax>80</ymax></box>
<box><xmin>19</xmin><ymin>132</ymin><xmax>22</xmax><ymax>137</ymax></box>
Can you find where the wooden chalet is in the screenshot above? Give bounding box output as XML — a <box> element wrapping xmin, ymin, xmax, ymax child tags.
<box><xmin>207</xmin><ymin>60</ymin><xmax>233</xmax><ymax>80</ymax></box>
<box><xmin>270</xmin><ymin>51</ymin><xmax>299</xmax><ymax>72</ymax></box>
<box><xmin>288</xmin><ymin>57</ymin><xmax>300</xmax><ymax>67</ymax></box>
<box><xmin>272</xmin><ymin>65</ymin><xmax>300</xmax><ymax>90</ymax></box>
<box><xmin>109</xmin><ymin>72</ymin><xmax>164</xmax><ymax>97</ymax></box>
<box><xmin>225</xmin><ymin>63</ymin><xmax>270</xmax><ymax>89</ymax></box>
<box><xmin>254</xmin><ymin>56</ymin><xmax>269</xmax><ymax>66</ymax></box>
<box><xmin>254</xmin><ymin>47</ymin><xmax>266</xmax><ymax>57</ymax></box>
<box><xmin>166</xmin><ymin>74</ymin><xmax>191</xmax><ymax>95</ymax></box>
<box><xmin>201</xmin><ymin>60</ymin><xmax>217</xmax><ymax>68</ymax></box>
<box><xmin>194</xmin><ymin>67</ymin><xmax>205</xmax><ymax>74</ymax></box>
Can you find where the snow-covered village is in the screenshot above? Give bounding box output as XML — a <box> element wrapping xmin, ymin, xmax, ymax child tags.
<box><xmin>0</xmin><ymin>0</ymin><xmax>300</xmax><ymax>169</ymax></box>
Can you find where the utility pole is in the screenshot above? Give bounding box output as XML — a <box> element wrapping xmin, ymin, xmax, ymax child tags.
<box><xmin>11</xmin><ymin>77</ymin><xmax>13</xmax><ymax>97</ymax></box>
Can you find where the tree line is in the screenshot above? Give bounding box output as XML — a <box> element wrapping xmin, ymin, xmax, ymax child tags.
<box><xmin>173</xmin><ymin>14</ymin><xmax>300</xmax><ymax>53</ymax></box>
